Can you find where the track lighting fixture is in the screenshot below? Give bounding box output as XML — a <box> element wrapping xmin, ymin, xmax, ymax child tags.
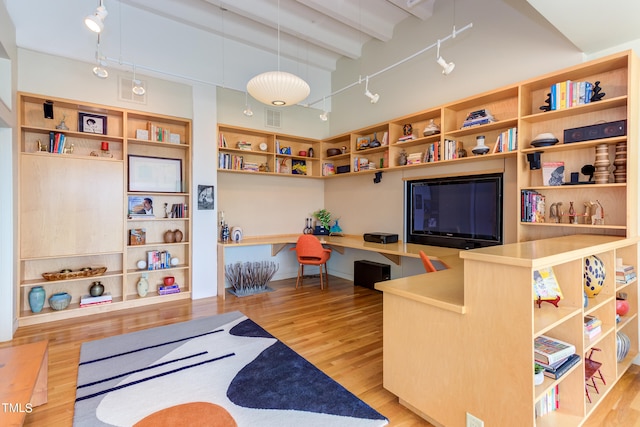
<box><xmin>319</xmin><ymin>97</ymin><xmax>328</xmax><ymax>121</ymax></box>
<box><xmin>92</xmin><ymin>61</ymin><xmax>108</xmax><ymax>79</ymax></box>
<box><xmin>85</xmin><ymin>0</ymin><xmax>108</xmax><ymax>33</ymax></box>
<box><xmin>364</xmin><ymin>77</ymin><xmax>379</xmax><ymax>104</ymax></box>
<box><xmin>243</xmin><ymin>92</ymin><xmax>254</xmax><ymax>117</ymax></box>
<box><xmin>436</xmin><ymin>40</ymin><xmax>455</xmax><ymax>75</ymax></box>
<box><xmin>131</xmin><ymin>65</ymin><xmax>145</xmax><ymax>95</ymax></box>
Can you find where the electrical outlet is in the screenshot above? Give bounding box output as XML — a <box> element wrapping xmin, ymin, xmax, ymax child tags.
<box><xmin>466</xmin><ymin>412</ymin><xmax>484</xmax><ymax>427</ymax></box>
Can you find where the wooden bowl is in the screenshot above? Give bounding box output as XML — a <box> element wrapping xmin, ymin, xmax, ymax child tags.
<box><xmin>326</xmin><ymin>148</ymin><xmax>341</xmax><ymax>157</ymax></box>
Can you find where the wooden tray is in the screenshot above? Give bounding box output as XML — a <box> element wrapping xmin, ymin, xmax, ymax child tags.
<box><xmin>41</xmin><ymin>267</ymin><xmax>107</xmax><ymax>281</ymax></box>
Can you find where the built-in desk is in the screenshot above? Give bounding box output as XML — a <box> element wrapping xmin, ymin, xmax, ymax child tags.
<box><xmin>217</xmin><ymin>234</ymin><xmax>461</xmax><ymax>299</ymax></box>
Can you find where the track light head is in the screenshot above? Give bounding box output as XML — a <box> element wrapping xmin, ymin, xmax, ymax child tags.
<box><xmin>364</xmin><ymin>90</ymin><xmax>379</xmax><ymax>104</ymax></box>
<box><xmin>132</xmin><ymin>80</ymin><xmax>146</xmax><ymax>95</ymax></box>
<box><xmin>92</xmin><ymin>58</ymin><xmax>108</xmax><ymax>79</ymax></box>
<box><xmin>436</xmin><ymin>56</ymin><xmax>455</xmax><ymax>75</ymax></box>
<box><xmin>85</xmin><ymin>4</ymin><xmax>108</xmax><ymax>33</ymax></box>
<box><xmin>319</xmin><ymin>111</ymin><xmax>328</xmax><ymax>121</ymax></box>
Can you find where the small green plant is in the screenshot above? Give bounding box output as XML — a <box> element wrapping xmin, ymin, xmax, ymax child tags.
<box><xmin>534</xmin><ymin>363</ymin><xmax>544</xmax><ymax>374</ymax></box>
<box><xmin>313</xmin><ymin>209</ymin><xmax>332</xmax><ymax>229</ymax></box>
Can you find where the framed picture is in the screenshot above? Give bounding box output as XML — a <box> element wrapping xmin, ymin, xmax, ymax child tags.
<box><xmin>78</xmin><ymin>112</ymin><xmax>107</xmax><ymax>135</ymax></box>
<box><xmin>128</xmin><ymin>155</ymin><xmax>183</xmax><ymax>193</ymax></box>
<box><xmin>128</xmin><ymin>195</ymin><xmax>154</xmax><ymax>216</ymax></box>
<box><xmin>291</xmin><ymin>159</ymin><xmax>307</xmax><ymax>175</ymax></box>
<box><xmin>356</xmin><ymin>136</ymin><xmax>370</xmax><ymax>150</ymax></box>
<box><xmin>197</xmin><ymin>185</ymin><xmax>214</xmax><ymax>210</ymax></box>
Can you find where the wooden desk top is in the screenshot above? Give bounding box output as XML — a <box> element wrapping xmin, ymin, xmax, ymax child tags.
<box><xmin>0</xmin><ymin>340</ymin><xmax>48</xmax><ymax>427</ymax></box>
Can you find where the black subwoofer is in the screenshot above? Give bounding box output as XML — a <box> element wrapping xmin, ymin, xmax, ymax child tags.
<box><xmin>354</xmin><ymin>260</ymin><xmax>390</xmax><ymax>290</ymax></box>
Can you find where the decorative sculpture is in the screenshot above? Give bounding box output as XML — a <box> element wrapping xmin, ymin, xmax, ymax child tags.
<box><xmin>539</xmin><ymin>92</ymin><xmax>552</xmax><ymax>112</ymax></box>
<box><xmin>589</xmin><ymin>200</ymin><xmax>604</xmax><ymax>225</ymax></box>
<box><xmin>590</xmin><ymin>81</ymin><xmax>605</xmax><ymax>102</ymax></box>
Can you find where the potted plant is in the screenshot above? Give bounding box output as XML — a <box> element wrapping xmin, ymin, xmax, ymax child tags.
<box><xmin>534</xmin><ymin>363</ymin><xmax>545</xmax><ymax>385</ymax></box>
<box><xmin>313</xmin><ymin>209</ymin><xmax>332</xmax><ymax>235</ymax></box>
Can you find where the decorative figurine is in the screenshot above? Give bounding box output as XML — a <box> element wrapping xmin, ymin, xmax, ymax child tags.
<box><xmin>590</xmin><ymin>81</ymin><xmax>605</xmax><ymax>102</ymax></box>
<box><xmin>398</xmin><ymin>149</ymin><xmax>407</xmax><ymax>166</ymax></box>
<box><xmin>539</xmin><ymin>92</ymin><xmax>552</xmax><ymax>112</ymax></box>
<box><xmin>164</xmin><ymin>203</ymin><xmax>170</xmax><ymax>218</ymax></box>
<box><xmin>403</xmin><ymin>124</ymin><xmax>413</xmax><ymax>136</ymax></box>
<box><xmin>56</xmin><ymin>114</ymin><xmax>69</xmax><ymax>130</ymax></box>
<box><xmin>581</xmin><ymin>164</ymin><xmax>595</xmax><ymax>182</ymax></box>
<box><xmin>589</xmin><ymin>200</ymin><xmax>604</xmax><ymax>225</ymax></box>
<box><xmin>422</xmin><ymin>119</ymin><xmax>440</xmax><ymax>136</ymax></box>
<box><xmin>568</xmin><ymin>201</ymin><xmax>577</xmax><ymax>224</ymax></box>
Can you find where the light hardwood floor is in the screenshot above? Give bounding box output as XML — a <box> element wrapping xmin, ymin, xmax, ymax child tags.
<box><xmin>3</xmin><ymin>276</ymin><xmax>639</xmax><ymax>426</ymax></box>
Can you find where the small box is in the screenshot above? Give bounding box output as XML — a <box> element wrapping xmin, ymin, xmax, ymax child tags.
<box><xmin>136</xmin><ymin>129</ymin><xmax>149</xmax><ymax>140</ymax></box>
<box><xmin>336</xmin><ymin>165</ymin><xmax>350</xmax><ymax>174</ymax></box>
<box><xmin>169</xmin><ymin>133</ymin><xmax>181</xmax><ymax>144</ymax></box>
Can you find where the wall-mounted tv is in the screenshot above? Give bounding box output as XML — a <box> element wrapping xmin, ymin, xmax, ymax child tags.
<box><xmin>405</xmin><ymin>173</ymin><xmax>503</xmax><ymax>249</ymax></box>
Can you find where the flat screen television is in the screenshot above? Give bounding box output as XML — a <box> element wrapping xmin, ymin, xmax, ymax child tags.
<box><xmin>405</xmin><ymin>173</ymin><xmax>503</xmax><ymax>249</ymax></box>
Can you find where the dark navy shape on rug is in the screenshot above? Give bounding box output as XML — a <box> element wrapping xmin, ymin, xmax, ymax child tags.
<box><xmin>228</xmin><ymin>319</ymin><xmax>387</xmax><ymax>421</ymax></box>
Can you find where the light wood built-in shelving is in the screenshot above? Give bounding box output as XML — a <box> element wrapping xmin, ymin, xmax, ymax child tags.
<box><xmin>17</xmin><ymin>93</ymin><xmax>192</xmax><ymax>326</ymax></box>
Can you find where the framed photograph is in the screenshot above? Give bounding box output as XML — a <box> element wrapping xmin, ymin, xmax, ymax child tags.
<box><xmin>128</xmin><ymin>195</ymin><xmax>154</xmax><ymax>217</ymax></box>
<box><xmin>356</xmin><ymin>136</ymin><xmax>370</xmax><ymax>150</ymax></box>
<box><xmin>197</xmin><ymin>185</ymin><xmax>214</xmax><ymax>210</ymax></box>
<box><xmin>128</xmin><ymin>155</ymin><xmax>183</xmax><ymax>193</ymax></box>
<box><xmin>78</xmin><ymin>112</ymin><xmax>107</xmax><ymax>135</ymax></box>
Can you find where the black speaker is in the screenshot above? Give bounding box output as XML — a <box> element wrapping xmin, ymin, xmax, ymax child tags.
<box><xmin>527</xmin><ymin>152</ymin><xmax>541</xmax><ymax>170</ymax></box>
<box><xmin>354</xmin><ymin>260</ymin><xmax>390</xmax><ymax>290</ymax></box>
<box><xmin>564</xmin><ymin>120</ymin><xmax>626</xmax><ymax>143</ymax></box>
<box><xmin>43</xmin><ymin>101</ymin><xmax>54</xmax><ymax>119</ymax></box>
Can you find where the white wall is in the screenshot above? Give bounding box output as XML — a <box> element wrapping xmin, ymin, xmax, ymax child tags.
<box><xmin>0</xmin><ymin>0</ymin><xmax>17</xmax><ymax>342</ymax></box>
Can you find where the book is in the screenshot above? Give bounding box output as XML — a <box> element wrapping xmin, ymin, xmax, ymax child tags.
<box><xmin>584</xmin><ymin>325</ymin><xmax>602</xmax><ymax>340</ymax></box>
<box><xmin>533</xmin><ymin>267</ymin><xmax>563</xmax><ymax>301</ymax></box>
<box><xmin>543</xmin><ymin>353</ymin><xmax>581</xmax><ymax>379</ymax></box>
<box><xmin>80</xmin><ymin>300</ymin><xmax>113</xmax><ymax>308</ymax></box>
<box><xmin>535</xmin><ymin>335</ymin><xmax>576</xmax><ymax>365</ymax></box>
<box><xmin>535</xmin><ymin>355</ymin><xmax>570</xmax><ymax>371</ymax></box>
<box><xmin>542</xmin><ymin>162</ymin><xmax>565</xmax><ymax>186</ymax></box>
<box><xmin>80</xmin><ymin>293</ymin><xmax>113</xmax><ymax>305</ymax></box>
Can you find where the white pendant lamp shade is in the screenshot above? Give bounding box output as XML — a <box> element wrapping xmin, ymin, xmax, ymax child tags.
<box><xmin>85</xmin><ymin>5</ymin><xmax>108</xmax><ymax>33</ymax></box>
<box><xmin>247</xmin><ymin>71</ymin><xmax>310</xmax><ymax>106</ymax></box>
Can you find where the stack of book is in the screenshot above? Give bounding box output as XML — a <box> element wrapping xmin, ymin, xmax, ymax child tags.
<box><xmin>492</xmin><ymin>127</ymin><xmax>517</xmax><ymax>153</ymax></box>
<box><xmin>158</xmin><ymin>284</ymin><xmax>180</xmax><ymax>295</ymax></box>
<box><xmin>584</xmin><ymin>315</ymin><xmax>603</xmax><ymax>340</ymax></box>
<box><xmin>242</xmin><ymin>162</ymin><xmax>259</xmax><ymax>172</ymax></box>
<box><xmin>461</xmin><ymin>109</ymin><xmax>495</xmax><ymax>128</ymax></box>
<box><xmin>406</xmin><ymin>152</ymin><xmax>422</xmax><ymax>165</ymax></box>
<box><xmin>535</xmin><ymin>335</ymin><xmax>579</xmax><ymax>379</ymax></box>
<box><xmin>616</xmin><ymin>264</ymin><xmax>637</xmax><ymax>284</ymax></box>
<box><xmin>80</xmin><ymin>293</ymin><xmax>113</xmax><ymax>308</ymax></box>
<box><xmin>397</xmin><ymin>135</ymin><xmax>415</xmax><ymax>143</ymax></box>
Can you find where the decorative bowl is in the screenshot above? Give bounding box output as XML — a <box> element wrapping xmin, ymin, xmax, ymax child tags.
<box><xmin>49</xmin><ymin>292</ymin><xmax>71</xmax><ymax>310</ymax></box>
<box><xmin>163</xmin><ymin>276</ymin><xmax>175</xmax><ymax>286</ymax></box>
<box><xmin>471</xmin><ymin>145</ymin><xmax>490</xmax><ymax>155</ymax></box>
<box><xmin>326</xmin><ymin>148</ymin><xmax>341</xmax><ymax>157</ymax></box>
<box><xmin>298</xmin><ymin>150</ymin><xmax>307</xmax><ymax>157</ymax></box>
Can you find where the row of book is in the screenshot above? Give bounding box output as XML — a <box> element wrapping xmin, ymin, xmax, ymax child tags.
<box><xmin>169</xmin><ymin>203</ymin><xmax>187</xmax><ymax>219</ymax></box>
<box><xmin>535</xmin><ymin>385</ymin><xmax>559</xmax><ymax>418</ymax></box>
<box><xmin>492</xmin><ymin>127</ymin><xmax>517</xmax><ymax>153</ymax></box>
<box><xmin>218</xmin><ymin>152</ymin><xmax>245</xmax><ymax>170</ymax></box>
<box><xmin>47</xmin><ymin>131</ymin><xmax>68</xmax><ymax>154</ymax></box>
<box><xmin>521</xmin><ymin>190</ymin><xmax>545</xmax><ymax>223</ymax></box>
<box><xmin>243</xmin><ymin>161</ymin><xmax>259</xmax><ymax>172</ymax></box>
<box><xmin>616</xmin><ymin>264</ymin><xmax>637</xmax><ymax>284</ymax></box>
<box><xmin>218</xmin><ymin>133</ymin><xmax>228</xmax><ymax>147</ymax></box>
<box><xmin>147</xmin><ymin>250</ymin><xmax>173</xmax><ymax>270</ymax></box>
<box><xmin>158</xmin><ymin>284</ymin><xmax>181</xmax><ymax>295</ymax></box>
<box><xmin>146</xmin><ymin>122</ymin><xmax>177</xmax><ymax>143</ymax></box>
<box><xmin>549</xmin><ymin>80</ymin><xmax>594</xmax><ymax>111</ymax></box>
<box><xmin>584</xmin><ymin>314</ymin><xmax>603</xmax><ymax>340</ymax></box>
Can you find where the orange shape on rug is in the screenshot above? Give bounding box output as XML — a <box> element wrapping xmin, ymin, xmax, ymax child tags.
<box><xmin>134</xmin><ymin>402</ymin><xmax>237</xmax><ymax>427</ymax></box>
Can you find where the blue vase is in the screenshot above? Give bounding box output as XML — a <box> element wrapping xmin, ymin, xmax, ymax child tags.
<box><xmin>28</xmin><ymin>286</ymin><xmax>46</xmax><ymax>313</ymax></box>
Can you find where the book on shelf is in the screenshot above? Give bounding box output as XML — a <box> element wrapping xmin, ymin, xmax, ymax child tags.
<box><xmin>584</xmin><ymin>325</ymin><xmax>602</xmax><ymax>340</ymax></box>
<box><xmin>535</xmin><ymin>335</ymin><xmax>576</xmax><ymax>365</ymax></box>
<box><xmin>520</xmin><ymin>190</ymin><xmax>545</xmax><ymax>223</ymax></box>
<box><xmin>584</xmin><ymin>314</ymin><xmax>602</xmax><ymax>329</ymax></box>
<box><xmin>535</xmin><ymin>385</ymin><xmax>559</xmax><ymax>418</ymax></box>
<box><xmin>542</xmin><ymin>162</ymin><xmax>565</xmax><ymax>186</ymax></box>
<box><xmin>80</xmin><ymin>293</ymin><xmax>113</xmax><ymax>307</ymax></box>
<box><xmin>158</xmin><ymin>284</ymin><xmax>181</xmax><ymax>295</ymax></box>
<box><xmin>533</xmin><ymin>267</ymin><xmax>563</xmax><ymax>301</ymax></box>
<box><xmin>616</xmin><ymin>264</ymin><xmax>636</xmax><ymax>283</ymax></box>
<box><xmin>542</xmin><ymin>353</ymin><xmax>581</xmax><ymax>379</ymax></box>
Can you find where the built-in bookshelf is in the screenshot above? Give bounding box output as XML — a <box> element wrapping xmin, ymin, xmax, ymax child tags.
<box><xmin>17</xmin><ymin>93</ymin><xmax>192</xmax><ymax>326</ymax></box>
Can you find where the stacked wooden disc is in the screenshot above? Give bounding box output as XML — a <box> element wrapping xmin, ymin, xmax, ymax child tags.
<box><xmin>594</xmin><ymin>144</ymin><xmax>610</xmax><ymax>184</ymax></box>
<box><xmin>613</xmin><ymin>141</ymin><xmax>627</xmax><ymax>183</ymax></box>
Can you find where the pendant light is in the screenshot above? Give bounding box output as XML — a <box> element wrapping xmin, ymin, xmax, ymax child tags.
<box><xmin>92</xmin><ymin>35</ymin><xmax>108</xmax><ymax>79</ymax></box>
<box><xmin>132</xmin><ymin>64</ymin><xmax>145</xmax><ymax>95</ymax></box>
<box><xmin>85</xmin><ymin>0</ymin><xmax>108</xmax><ymax>33</ymax></box>
<box><xmin>246</xmin><ymin>0</ymin><xmax>310</xmax><ymax>106</ymax></box>
<box><xmin>243</xmin><ymin>92</ymin><xmax>254</xmax><ymax>117</ymax></box>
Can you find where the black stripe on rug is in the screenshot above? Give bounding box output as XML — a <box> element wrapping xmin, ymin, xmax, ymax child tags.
<box><xmin>75</xmin><ymin>352</ymin><xmax>235</xmax><ymax>403</ymax></box>
<box><xmin>78</xmin><ymin>329</ymin><xmax>223</xmax><ymax>365</ymax></box>
<box><xmin>77</xmin><ymin>351</ymin><xmax>209</xmax><ymax>389</ymax></box>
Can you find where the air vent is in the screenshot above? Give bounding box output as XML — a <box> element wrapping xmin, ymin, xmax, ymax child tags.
<box><xmin>265</xmin><ymin>109</ymin><xmax>281</xmax><ymax>128</ymax></box>
<box><xmin>119</xmin><ymin>76</ymin><xmax>147</xmax><ymax>104</ymax></box>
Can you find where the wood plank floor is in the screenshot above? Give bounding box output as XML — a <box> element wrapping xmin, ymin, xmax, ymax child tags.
<box><xmin>3</xmin><ymin>276</ymin><xmax>639</xmax><ymax>426</ymax></box>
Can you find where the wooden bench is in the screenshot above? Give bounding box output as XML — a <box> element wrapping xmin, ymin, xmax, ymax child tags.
<box><xmin>0</xmin><ymin>340</ymin><xmax>48</xmax><ymax>426</ymax></box>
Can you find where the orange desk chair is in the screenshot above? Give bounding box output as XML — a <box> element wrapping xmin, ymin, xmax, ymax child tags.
<box><xmin>419</xmin><ymin>250</ymin><xmax>449</xmax><ymax>273</ymax></box>
<box><xmin>290</xmin><ymin>235</ymin><xmax>332</xmax><ymax>289</ymax></box>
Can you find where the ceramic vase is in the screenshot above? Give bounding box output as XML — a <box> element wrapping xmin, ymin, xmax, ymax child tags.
<box><xmin>173</xmin><ymin>229</ymin><xmax>183</xmax><ymax>243</ymax></box>
<box><xmin>90</xmin><ymin>281</ymin><xmax>105</xmax><ymax>297</ymax></box>
<box><xmin>137</xmin><ymin>276</ymin><xmax>149</xmax><ymax>297</ymax></box>
<box><xmin>534</xmin><ymin>371</ymin><xmax>544</xmax><ymax>386</ymax></box>
<box><xmin>28</xmin><ymin>286</ymin><xmax>46</xmax><ymax>313</ymax></box>
<box><xmin>164</xmin><ymin>230</ymin><xmax>176</xmax><ymax>243</ymax></box>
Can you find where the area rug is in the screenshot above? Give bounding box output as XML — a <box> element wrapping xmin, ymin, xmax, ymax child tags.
<box><xmin>73</xmin><ymin>311</ymin><xmax>388</xmax><ymax>426</ymax></box>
